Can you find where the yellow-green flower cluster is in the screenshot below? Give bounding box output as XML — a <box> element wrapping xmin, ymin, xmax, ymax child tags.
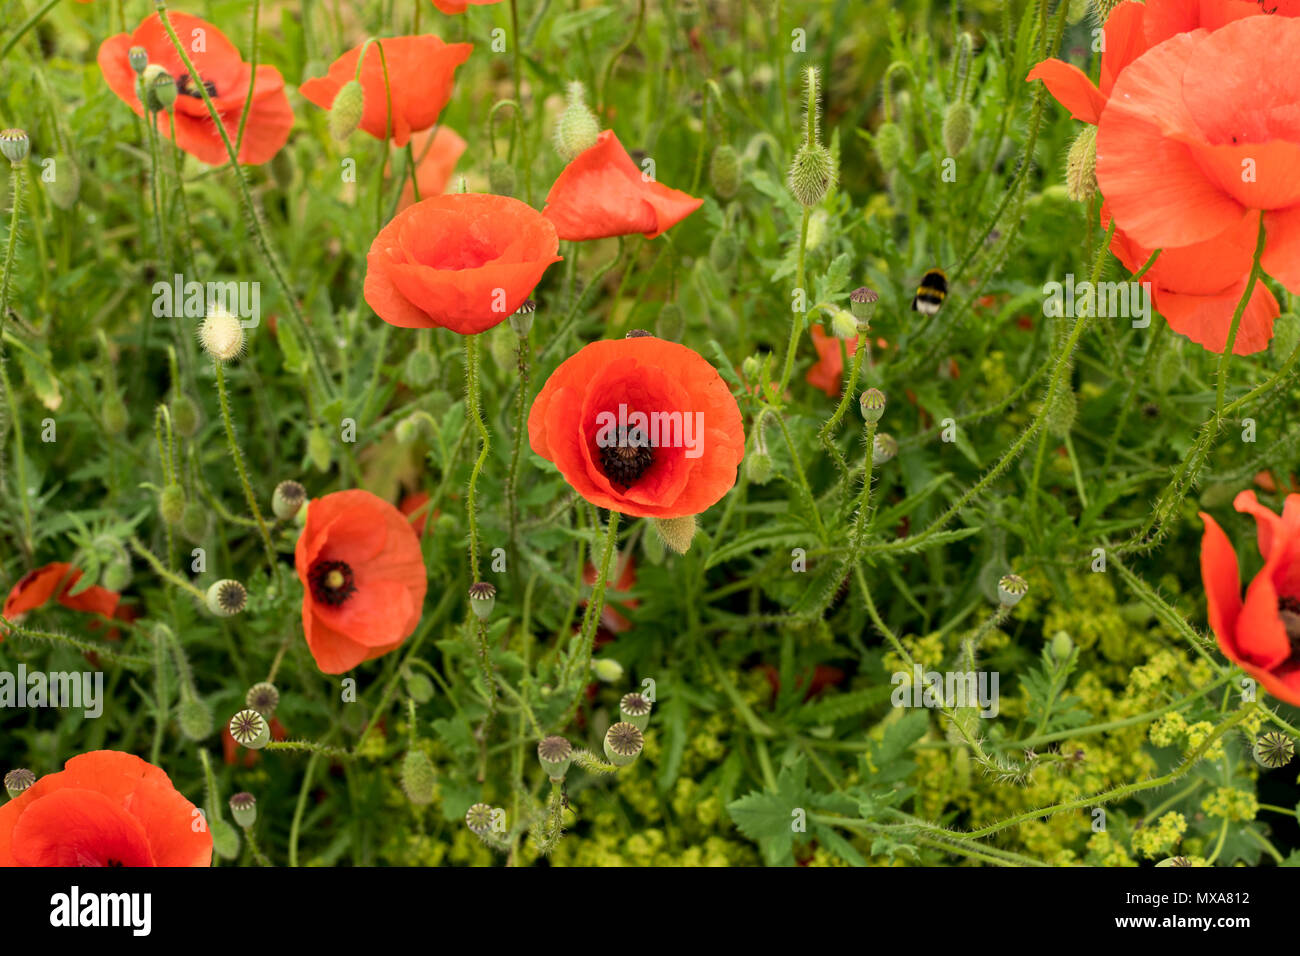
<box><xmin>1201</xmin><ymin>787</ymin><xmax>1257</xmax><ymax>822</ymax></box>
<box><xmin>1131</xmin><ymin>812</ymin><xmax>1187</xmax><ymax>859</ymax></box>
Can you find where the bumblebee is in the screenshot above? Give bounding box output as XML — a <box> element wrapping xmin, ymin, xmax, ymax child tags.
<box><xmin>911</xmin><ymin>268</ymin><xmax>949</xmax><ymax>315</ymax></box>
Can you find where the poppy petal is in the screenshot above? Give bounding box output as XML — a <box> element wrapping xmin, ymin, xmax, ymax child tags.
<box><xmin>1026</xmin><ymin>59</ymin><xmax>1105</xmax><ymax>124</ymax></box>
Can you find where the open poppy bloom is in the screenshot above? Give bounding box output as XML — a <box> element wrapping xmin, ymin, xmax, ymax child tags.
<box><xmin>542</xmin><ymin>131</ymin><xmax>703</xmax><ymax>241</ymax></box>
<box><xmin>1200</xmin><ymin>491</ymin><xmax>1300</xmax><ymax>706</ymax></box>
<box><xmin>528</xmin><ymin>335</ymin><xmax>745</xmax><ymax>519</ymax></box>
<box><xmin>1028</xmin><ymin>0</ymin><xmax>1300</xmax><ymax>354</ymax></box>
<box><xmin>3</xmin><ymin>563</ymin><xmax>120</xmax><ymax>632</ymax></box>
<box><xmin>98</xmin><ymin>12</ymin><xmax>293</xmax><ymax>166</ymax></box>
<box><xmin>0</xmin><ymin>751</ymin><xmax>211</xmax><ymax>867</ymax></box>
<box><xmin>431</xmin><ymin>0</ymin><xmax>504</xmax><ymax>12</ymax></box>
<box><xmin>295</xmin><ymin>489</ymin><xmax>427</xmax><ymax>674</ymax></box>
<box><xmin>393</xmin><ymin>126</ymin><xmax>466</xmax><ymax>210</ymax></box>
<box><xmin>365</xmin><ymin>193</ymin><xmax>561</xmax><ymax>334</ymax></box>
<box><xmin>299</xmin><ymin>35</ymin><xmax>472</xmax><ymax>147</ymax></box>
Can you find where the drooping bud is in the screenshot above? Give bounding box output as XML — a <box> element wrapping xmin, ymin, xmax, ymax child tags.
<box><xmin>206</xmin><ymin>579</ymin><xmax>247</xmax><ymax>618</ymax></box>
<box><xmin>228</xmin><ymin>792</ymin><xmax>257</xmax><ymax>828</ymax></box>
<box><xmin>245</xmin><ymin>681</ymin><xmax>280</xmax><ymax>717</ymax></box>
<box><xmin>509</xmin><ymin>298</ymin><xmax>536</xmax><ymax>337</ymax></box>
<box><xmin>746</xmin><ymin>451</ymin><xmax>773</xmax><ymax>485</ymax></box>
<box><xmin>655</xmin><ymin>302</ymin><xmax>685</xmax><ymax>341</ymax></box>
<box><xmin>272</xmin><ymin>480</ymin><xmax>306</xmax><ymax>521</ymax></box>
<box><xmin>488</xmin><ymin>157</ymin><xmax>516</xmax><ymax>197</ymax></box>
<box><xmin>229</xmin><ymin>709</ymin><xmax>270</xmax><ymax>749</ymax></box>
<box><xmin>1050</xmin><ymin>631</ymin><xmax>1074</xmax><ymax>662</ymax></box>
<box><xmin>859</xmin><ymin>387</ymin><xmax>886</xmax><ymax>423</ymax></box>
<box><xmin>4</xmin><ymin>768</ymin><xmax>35</xmax><ymax>799</ymax></box>
<box><xmin>849</xmin><ymin>287</ymin><xmax>878</xmax><ymax>327</ymax></box>
<box><xmin>1253</xmin><ymin>731</ymin><xmax>1295</xmax><ymax>769</ymax></box>
<box><xmin>159</xmin><ymin>483</ymin><xmax>186</xmax><ymax>525</ymax></box>
<box><xmin>787</xmin><ymin>143</ymin><xmax>835</xmax><ymax>207</ymax></box>
<box><xmin>178</xmin><ymin>693</ymin><xmax>213</xmax><ymax>741</ymax></box>
<box><xmin>1065</xmin><ymin>125</ymin><xmax>1098</xmax><ymax>202</ymax></box>
<box><xmin>872</xmin><ymin>433</ymin><xmax>898</xmax><ymax>464</ymax></box>
<box><xmin>652</xmin><ymin>514</ymin><xmax>697</xmax><ymax>554</ymax></box>
<box><xmin>997</xmin><ymin>573</ymin><xmax>1029</xmax><ymax>608</ymax></box>
<box><xmin>709</xmin><ymin>144</ymin><xmax>741</xmax><ymax>199</ymax></box>
<box><xmin>591</xmin><ymin>658</ymin><xmax>624</xmax><ymax>683</ymax></box>
<box><xmin>468</xmin><ymin>581</ymin><xmax>497</xmax><ymax>620</ymax></box>
<box><xmin>553</xmin><ymin>80</ymin><xmax>601</xmax><ymax>160</ymax></box>
<box><xmin>619</xmin><ymin>692</ymin><xmax>653</xmax><ymax>731</ymax></box>
<box><xmin>404</xmin><ymin>667</ymin><xmax>435</xmax><ymax>703</ymax></box>
<box><xmin>874</xmin><ymin>122</ymin><xmax>904</xmax><ymax>171</ymax></box>
<box><xmin>942</xmin><ymin>101</ymin><xmax>973</xmax><ymax>156</ymax></box>
<box><xmin>830</xmin><ymin>308</ymin><xmax>857</xmax><ymax>341</ymax></box>
<box><xmin>101</xmin><ymin>392</ymin><xmax>127</xmax><ymax>436</ymax></box>
<box><xmin>537</xmin><ymin>736</ymin><xmax>573</xmax><ymax>780</ymax></box>
<box><xmin>401</xmin><ymin>749</ymin><xmax>437</xmax><ymax>805</ymax></box>
<box><xmin>0</xmin><ymin>129</ymin><xmax>30</xmax><ymax>166</ymax></box>
<box><xmin>140</xmin><ymin>65</ymin><xmax>176</xmax><ymax>112</ymax></box>
<box><xmin>171</xmin><ymin>393</ymin><xmax>200</xmax><ymax>437</ymax></box>
<box><xmin>604</xmin><ymin>721</ymin><xmax>644</xmax><ymax>767</ymax></box>
<box><xmin>198</xmin><ymin>308</ymin><xmax>245</xmax><ymax>362</ymax></box>
<box><xmin>179</xmin><ymin>502</ymin><xmax>208</xmax><ymax>543</ymax></box>
<box><xmin>100</xmin><ymin>556</ymin><xmax>132</xmax><ymax>592</ymax></box>
<box><xmin>328</xmin><ymin>79</ymin><xmax>365</xmax><ymax>141</ymax></box>
<box><xmin>128</xmin><ymin>46</ymin><xmax>149</xmax><ymax>75</ymax></box>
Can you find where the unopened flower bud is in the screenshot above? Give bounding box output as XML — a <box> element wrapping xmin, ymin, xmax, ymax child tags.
<box><xmin>942</xmin><ymin>101</ymin><xmax>973</xmax><ymax>156</ymax></box>
<box><xmin>159</xmin><ymin>483</ymin><xmax>186</xmax><ymax>525</ymax></box>
<box><xmin>401</xmin><ymin>749</ymin><xmax>437</xmax><ymax>805</ymax></box>
<box><xmin>998</xmin><ymin>573</ymin><xmax>1029</xmax><ymax>607</ymax></box>
<box><xmin>652</xmin><ymin>514</ymin><xmax>696</xmax><ymax>554</ymax></box>
<box><xmin>1254</xmin><ymin>731</ymin><xmax>1294</xmax><ymax>769</ymax></box>
<box><xmin>604</xmin><ymin>721</ymin><xmax>644</xmax><ymax>767</ymax></box>
<box><xmin>468</xmin><ymin>581</ymin><xmax>497</xmax><ymax>620</ymax></box>
<box><xmin>859</xmin><ymin>387</ymin><xmax>886</xmax><ymax>423</ymax></box>
<box><xmin>872</xmin><ymin>432</ymin><xmax>898</xmax><ymax>463</ymax></box>
<box><xmin>210</xmin><ymin>819</ymin><xmax>240</xmax><ymax>859</ymax></box>
<box><xmin>874</xmin><ymin>122</ymin><xmax>904</xmax><ymax>171</ymax></box>
<box><xmin>591</xmin><ymin>658</ymin><xmax>624</xmax><ymax>683</ymax></box>
<box><xmin>228</xmin><ymin>791</ymin><xmax>257</xmax><ymax>828</ymax></box>
<box><xmin>709</xmin><ymin>231</ymin><xmax>738</xmax><ymax>272</ymax></box>
<box><xmin>537</xmin><ymin>736</ymin><xmax>573</xmax><ymax>780</ymax></box>
<box><xmin>328</xmin><ymin>79</ymin><xmax>365</xmax><ymax>141</ymax></box>
<box><xmin>488</xmin><ymin>157</ymin><xmax>516</xmax><ymax>197</ymax></box>
<box><xmin>128</xmin><ymin>46</ymin><xmax>149</xmax><ymax>75</ymax></box>
<box><xmin>140</xmin><ymin>65</ymin><xmax>176</xmax><ymax>112</ymax></box>
<box><xmin>180</xmin><ymin>502</ymin><xmax>208</xmax><ymax>543</ymax></box>
<box><xmin>830</xmin><ymin>309</ymin><xmax>857</xmax><ymax>341</ymax></box>
<box><xmin>100</xmin><ymin>556</ymin><xmax>132</xmax><ymax>592</ymax></box>
<box><xmin>171</xmin><ymin>393</ymin><xmax>200</xmax><ymax>437</ymax></box>
<box><xmin>746</xmin><ymin>451</ymin><xmax>773</xmax><ymax>485</ymax></box>
<box><xmin>788</xmin><ymin>143</ymin><xmax>835</xmax><ymax>207</ymax></box>
<box><xmin>404</xmin><ymin>668</ymin><xmax>435</xmax><ymax>703</ymax></box>
<box><xmin>554</xmin><ymin>80</ymin><xmax>601</xmax><ymax>160</ymax></box>
<box><xmin>1050</xmin><ymin>631</ymin><xmax>1073</xmax><ymax>662</ymax></box>
<box><xmin>5</xmin><ymin>768</ymin><xmax>35</xmax><ymax>798</ymax></box>
<box><xmin>178</xmin><ymin>693</ymin><xmax>213</xmax><ymax>741</ymax></box>
<box><xmin>206</xmin><ymin>579</ymin><xmax>247</xmax><ymax>617</ymax></box>
<box><xmin>709</xmin><ymin>144</ymin><xmax>741</xmax><ymax>199</ymax></box>
<box><xmin>850</xmin><ymin>287</ymin><xmax>878</xmax><ymax>326</ymax></box>
<box><xmin>655</xmin><ymin>302</ymin><xmax>685</xmax><ymax>341</ymax></box>
<box><xmin>198</xmin><ymin>308</ymin><xmax>245</xmax><ymax>362</ymax></box>
<box><xmin>619</xmin><ymin>692</ymin><xmax>653</xmax><ymax>731</ymax></box>
<box><xmin>509</xmin><ymin>298</ymin><xmax>536</xmax><ymax>337</ymax></box>
<box><xmin>402</xmin><ymin>348</ymin><xmax>438</xmax><ymax>387</ymax></box>
<box><xmin>0</xmin><ymin>129</ymin><xmax>30</xmax><ymax>165</ymax></box>
<box><xmin>229</xmin><ymin>709</ymin><xmax>270</xmax><ymax>749</ymax></box>
<box><xmin>245</xmin><ymin>681</ymin><xmax>280</xmax><ymax>716</ymax></box>
<box><xmin>1066</xmin><ymin>124</ymin><xmax>1098</xmax><ymax>202</ymax></box>
<box><xmin>272</xmin><ymin>480</ymin><xmax>306</xmax><ymax>521</ymax></box>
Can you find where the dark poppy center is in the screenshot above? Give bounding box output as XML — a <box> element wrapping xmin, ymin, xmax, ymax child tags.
<box><xmin>1280</xmin><ymin>596</ymin><xmax>1300</xmax><ymax>659</ymax></box>
<box><xmin>599</xmin><ymin>428</ymin><xmax>655</xmax><ymax>488</ymax></box>
<box><xmin>309</xmin><ymin>559</ymin><xmax>357</xmax><ymax>606</ymax></box>
<box><xmin>175</xmin><ymin>74</ymin><xmax>218</xmax><ymax>98</ymax></box>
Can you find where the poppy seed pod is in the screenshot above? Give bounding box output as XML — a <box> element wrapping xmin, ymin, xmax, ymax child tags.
<box><xmin>1154</xmin><ymin>856</ymin><xmax>1195</xmax><ymax>867</ymax></box>
<box><xmin>128</xmin><ymin>45</ymin><xmax>148</xmax><ymax>75</ymax></box>
<box><xmin>229</xmin><ymin>709</ymin><xmax>270</xmax><ymax>750</ymax></box>
<box><xmin>464</xmin><ymin>802</ymin><xmax>495</xmax><ymax>836</ymax></box>
<box><xmin>537</xmin><ymin>736</ymin><xmax>573</xmax><ymax>780</ymax></box>
<box><xmin>198</xmin><ymin>309</ymin><xmax>245</xmax><ymax>362</ymax></box>
<box><xmin>1253</xmin><ymin>731</ymin><xmax>1294</xmax><ymax>769</ymax></box>
<box><xmin>177</xmin><ymin>693</ymin><xmax>213</xmax><ymax>741</ymax></box>
<box><xmin>553</xmin><ymin>80</ymin><xmax>601</xmax><ymax>160</ymax></box>
<box><xmin>468</xmin><ymin>581</ymin><xmax>497</xmax><ymax>620</ymax></box>
<box><xmin>998</xmin><ymin>573</ymin><xmax>1029</xmax><ymax>607</ymax></box>
<box><xmin>159</xmin><ymin>483</ymin><xmax>186</xmax><ymax>525</ymax></box>
<box><xmin>619</xmin><ymin>692</ymin><xmax>653</xmax><ymax>731</ymax></box>
<box><xmin>140</xmin><ymin>64</ymin><xmax>176</xmax><ymax>112</ymax></box>
<box><xmin>401</xmin><ymin>750</ymin><xmax>437</xmax><ymax>805</ymax></box>
<box><xmin>850</xmin><ymin>287</ymin><xmax>879</xmax><ymax>325</ymax></box>
<box><xmin>228</xmin><ymin>792</ymin><xmax>257</xmax><ymax>828</ymax></box>
<box><xmin>787</xmin><ymin>143</ymin><xmax>835</xmax><ymax>207</ymax></box>
<box><xmin>872</xmin><ymin>433</ymin><xmax>898</xmax><ymax>464</ymax></box>
<box><xmin>245</xmin><ymin>681</ymin><xmax>280</xmax><ymax>717</ymax></box>
<box><xmin>488</xmin><ymin>157</ymin><xmax>517</xmax><ymax>197</ymax></box>
<box><xmin>653</xmin><ymin>514</ymin><xmax>697</xmax><ymax>555</ymax></box>
<box><xmin>272</xmin><ymin>480</ymin><xmax>306</xmax><ymax>521</ymax></box>
<box><xmin>4</xmin><ymin>768</ymin><xmax>35</xmax><ymax>799</ymax></box>
<box><xmin>1065</xmin><ymin>125</ymin><xmax>1098</xmax><ymax>202</ymax></box>
<box><xmin>205</xmin><ymin>579</ymin><xmax>247</xmax><ymax>617</ymax></box>
<box><xmin>328</xmin><ymin>79</ymin><xmax>365</xmax><ymax>141</ymax></box>
<box><xmin>0</xmin><ymin>129</ymin><xmax>30</xmax><ymax>166</ymax></box>
<box><xmin>942</xmin><ymin>101</ymin><xmax>973</xmax><ymax>156</ymax></box>
<box><xmin>509</xmin><ymin>299</ymin><xmax>537</xmax><ymax>338</ymax></box>
<box><xmin>709</xmin><ymin>144</ymin><xmax>741</xmax><ymax>199</ymax></box>
<box><xmin>859</xmin><ymin>387</ymin><xmax>886</xmax><ymax>423</ymax></box>
<box><xmin>604</xmin><ymin>721</ymin><xmax>644</xmax><ymax>767</ymax></box>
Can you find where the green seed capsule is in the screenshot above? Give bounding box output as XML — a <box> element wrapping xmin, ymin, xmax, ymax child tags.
<box><xmin>228</xmin><ymin>792</ymin><xmax>257</xmax><ymax>828</ymax></box>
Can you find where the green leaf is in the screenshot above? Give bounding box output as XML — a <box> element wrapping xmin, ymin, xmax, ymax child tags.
<box><xmin>727</xmin><ymin>757</ymin><xmax>809</xmax><ymax>866</ymax></box>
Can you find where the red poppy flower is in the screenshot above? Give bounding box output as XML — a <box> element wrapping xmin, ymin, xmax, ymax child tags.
<box><xmin>542</xmin><ymin>131</ymin><xmax>703</xmax><ymax>241</ymax></box>
<box><xmin>2</xmin><ymin>563</ymin><xmax>121</xmax><ymax>635</ymax></box>
<box><xmin>393</xmin><ymin>126</ymin><xmax>466</xmax><ymax>211</ymax></box>
<box><xmin>805</xmin><ymin>324</ymin><xmax>888</xmax><ymax>398</ymax></box>
<box><xmin>1200</xmin><ymin>491</ymin><xmax>1300</xmax><ymax>705</ymax></box>
<box><xmin>364</xmin><ymin>193</ymin><xmax>561</xmax><ymax>334</ymax></box>
<box><xmin>299</xmin><ymin>35</ymin><xmax>472</xmax><ymax>147</ymax></box>
<box><xmin>431</xmin><ymin>0</ymin><xmax>505</xmax><ymax>12</ymax></box>
<box><xmin>528</xmin><ymin>336</ymin><xmax>745</xmax><ymax>519</ymax></box>
<box><xmin>98</xmin><ymin>13</ymin><xmax>293</xmax><ymax>166</ymax></box>
<box><xmin>0</xmin><ymin>751</ymin><xmax>211</xmax><ymax>867</ymax></box>
<box><xmin>295</xmin><ymin>490</ymin><xmax>427</xmax><ymax>674</ymax></box>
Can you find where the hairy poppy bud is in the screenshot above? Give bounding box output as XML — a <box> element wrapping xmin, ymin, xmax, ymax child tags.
<box><xmin>178</xmin><ymin>693</ymin><xmax>213</xmax><ymax>741</ymax></box>
<box><xmin>229</xmin><ymin>792</ymin><xmax>257</xmax><ymax>828</ymax></box>
<box><xmin>198</xmin><ymin>309</ymin><xmax>245</xmax><ymax>362</ymax></box>
<box><xmin>45</xmin><ymin>155</ymin><xmax>80</xmax><ymax>210</ymax></box>
<box><xmin>271</xmin><ymin>147</ymin><xmax>296</xmax><ymax>190</ymax></box>
<box><xmin>0</xmin><ymin>129</ymin><xmax>30</xmax><ymax>166</ymax></box>
<box><xmin>140</xmin><ymin>65</ymin><xmax>176</xmax><ymax>112</ymax></box>
<box><xmin>655</xmin><ymin>302</ymin><xmax>685</xmax><ymax>341</ymax></box>
<box><xmin>746</xmin><ymin>451</ymin><xmax>773</xmax><ymax>485</ymax></box>
<box><xmin>328</xmin><ymin>79</ymin><xmax>365</xmax><ymax>141</ymax></box>
<box><xmin>402</xmin><ymin>347</ymin><xmax>439</xmax><ymax>387</ymax></box>
<box><xmin>488</xmin><ymin>157</ymin><xmax>516</xmax><ymax>197</ymax></box>
<box><xmin>245</xmin><ymin>681</ymin><xmax>280</xmax><ymax>717</ymax></box>
<box><xmin>830</xmin><ymin>309</ymin><xmax>857</xmax><ymax>341</ymax></box>
<box><xmin>858</xmin><ymin>387</ymin><xmax>886</xmax><ymax>423</ymax></box>
<box><xmin>206</xmin><ymin>579</ymin><xmax>247</xmax><ymax>617</ymax></box>
<box><xmin>4</xmin><ymin>768</ymin><xmax>35</xmax><ymax>799</ymax></box>
<box><xmin>788</xmin><ymin>143</ymin><xmax>835</xmax><ymax>207</ymax></box>
<box><xmin>1153</xmin><ymin>340</ymin><xmax>1183</xmax><ymax>393</ymax></box>
<box><xmin>180</xmin><ymin>502</ymin><xmax>208</xmax><ymax>543</ymax></box>
<box><xmin>401</xmin><ymin>749</ymin><xmax>437</xmax><ymax>805</ymax></box>
<box><xmin>619</xmin><ymin>692</ymin><xmax>653</xmax><ymax>731</ymax></box>
<box><xmin>128</xmin><ymin>46</ymin><xmax>149</xmax><ymax>75</ymax></box>
<box><xmin>709</xmin><ymin>231</ymin><xmax>738</xmax><ymax>272</ymax></box>
<box><xmin>1050</xmin><ymin>631</ymin><xmax>1073</xmax><ymax>662</ymax></box>
<box><xmin>604</xmin><ymin>721</ymin><xmax>644</xmax><ymax>767</ymax></box>
<box><xmin>591</xmin><ymin>658</ymin><xmax>624</xmax><ymax>683</ymax></box>
<box><xmin>554</xmin><ymin>80</ymin><xmax>601</xmax><ymax>160</ymax></box>
<box><xmin>850</xmin><ymin>287</ymin><xmax>879</xmax><ymax>326</ymax></box>
<box><xmin>101</xmin><ymin>393</ymin><xmax>128</xmax><ymax>436</ymax></box>
<box><xmin>210</xmin><ymin>819</ymin><xmax>240</xmax><ymax>859</ymax></box>
<box><xmin>1253</xmin><ymin>731</ymin><xmax>1294</xmax><ymax>769</ymax></box>
<box><xmin>1066</xmin><ymin>125</ymin><xmax>1098</xmax><ymax>202</ymax></box>
<box><xmin>998</xmin><ymin>573</ymin><xmax>1029</xmax><ymax>607</ymax></box>
<box><xmin>171</xmin><ymin>393</ymin><xmax>200</xmax><ymax>437</ymax></box>
<box><xmin>308</xmin><ymin>426</ymin><xmax>332</xmax><ymax>472</ymax></box>
<box><xmin>874</xmin><ymin>122</ymin><xmax>904</xmax><ymax>171</ymax></box>
<box><xmin>272</xmin><ymin>480</ymin><xmax>306</xmax><ymax>521</ymax></box>
<box><xmin>653</xmin><ymin>514</ymin><xmax>697</xmax><ymax>554</ymax></box>
<box><xmin>229</xmin><ymin>709</ymin><xmax>270</xmax><ymax>749</ymax></box>
<box><xmin>404</xmin><ymin>668</ymin><xmax>435</xmax><ymax>703</ymax></box>
<box><xmin>509</xmin><ymin>298</ymin><xmax>536</xmax><ymax>337</ymax></box>
<box><xmin>100</xmin><ymin>557</ymin><xmax>132</xmax><ymax>593</ymax></box>
<box><xmin>468</xmin><ymin>581</ymin><xmax>497</xmax><ymax>620</ymax></box>
<box><xmin>709</xmin><ymin>144</ymin><xmax>741</xmax><ymax>199</ymax></box>
<box><xmin>159</xmin><ymin>483</ymin><xmax>186</xmax><ymax>525</ymax></box>
<box><xmin>537</xmin><ymin>735</ymin><xmax>573</xmax><ymax>780</ymax></box>
<box><xmin>872</xmin><ymin>432</ymin><xmax>898</xmax><ymax>464</ymax></box>
<box><xmin>942</xmin><ymin>101</ymin><xmax>973</xmax><ymax>156</ymax></box>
